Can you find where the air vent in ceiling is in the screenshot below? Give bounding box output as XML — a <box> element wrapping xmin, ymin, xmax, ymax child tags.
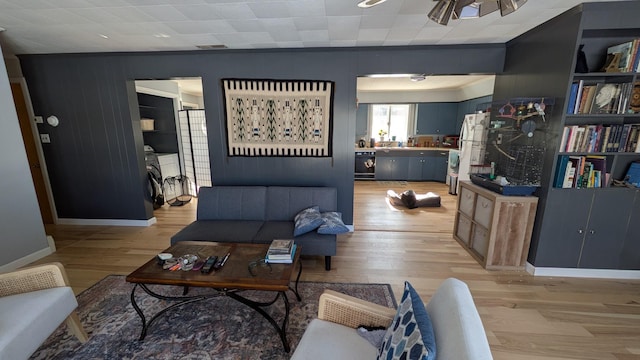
<box><xmin>196</xmin><ymin>44</ymin><xmax>228</xmax><ymax>50</ymax></box>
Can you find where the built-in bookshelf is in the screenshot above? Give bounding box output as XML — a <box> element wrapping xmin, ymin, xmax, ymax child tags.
<box><xmin>498</xmin><ymin>2</ymin><xmax>640</xmax><ymax>271</ymax></box>
<box><xmin>553</xmin><ymin>69</ymin><xmax>640</xmax><ymax>190</ymax></box>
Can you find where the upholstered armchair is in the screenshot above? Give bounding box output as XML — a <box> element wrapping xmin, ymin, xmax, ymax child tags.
<box><xmin>0</xmin><ymin>262</ymin><xmax>88</xmax><ymax>360</ymax></box>
<box><xmin>292</xmin><ymin>278</ymin><xmax>493</xmax><ymax>360</ymax></box>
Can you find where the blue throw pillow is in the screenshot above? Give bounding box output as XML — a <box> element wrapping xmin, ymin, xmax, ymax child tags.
<box><xmin>317</xmin><ymin>212</ymin><xmax>349</xmax><ymax>234</ymax></box>
<box><xmin>293</xmin><ymin>206</ymin><xmax>324</xmax><ymax>236</ymax></box>
<box><xmin>377</xmin><ymin>281</ymin><xmax>436</xmax><ymax>360</ymax></box>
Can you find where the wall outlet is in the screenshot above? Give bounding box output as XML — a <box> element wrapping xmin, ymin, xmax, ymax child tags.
<box><xmin>40</xmin><ymin>134</ymin><xmax>51</xmax><ymax>143</ymax></box>
<box><xmin>34</xmin><ymin>116</ymin><xmax>44</xmax><ymax>124</ymax></box>
<box><xmin>496</xmin><ymin>133</ymin><xmax>503</xmax><ymax>145</ymax></box>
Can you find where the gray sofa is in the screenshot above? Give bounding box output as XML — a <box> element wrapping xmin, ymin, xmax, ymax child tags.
<box><xmin>171</xmin><ymin>186</ymin><xmax>339</xmax><ymax>270</ymax></box>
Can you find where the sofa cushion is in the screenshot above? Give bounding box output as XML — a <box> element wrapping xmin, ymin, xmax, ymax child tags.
<box><xmin>317</xmin><ymin>212</ymin><xmax>349</xmax><ymax>234</ymax></box>
<box><xmin>378</xmin><ymin>281</ymin><xmax>436</xmax><ymax>360</ymax></box>
<box><xmin>170</xmin><ymin>220</ymin><xmax>264</xmax><ymax>244</ymax></box>
<box><xmin>0</xmin><ymin>287</ymin><xmax>77</xmax><ymax>360</ymax></box>
<box><xmin>252</xmin><ymin>221</ymin><xmax>294</xmax><ymax>243</ymax></box>
<box><xmin>266</xmin><ymin>187</ymin><xmax>337</xmax><ymax>221</ymax></box>
<box><xmin>291</xmin><ymin>319</ymin><xmax>378</xmax><ymax>360</ymax></box>
<box><xmin>293</xmin><ymin>206</ymin><xmax>324</xmax><ymax>236</ymax></box>
<box><xmin>196</xmin><ymin>186</ymin><xmax>267</xmax><ymax>221</ymax></box>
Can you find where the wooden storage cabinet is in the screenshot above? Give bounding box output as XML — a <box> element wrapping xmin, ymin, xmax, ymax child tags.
<box><xmin>453</xmin><ymin>181</ymin><xmax>539</xmax><ymax>270</ymax></box>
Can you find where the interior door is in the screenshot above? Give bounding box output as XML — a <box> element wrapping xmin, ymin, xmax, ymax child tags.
<box><xmin>11</xmin><ymin>82</ymin><xmax>53</xmax><ymax>224</ymax></box>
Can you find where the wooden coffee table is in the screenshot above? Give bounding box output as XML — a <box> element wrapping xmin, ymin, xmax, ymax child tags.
<box><xmin>125</xmin><ymin>241</ymin><xmax>302</xmax><ymax>352</ymax></box>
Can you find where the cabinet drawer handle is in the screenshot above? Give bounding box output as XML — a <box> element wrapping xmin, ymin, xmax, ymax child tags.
<box><xmin>481</xmin><ymin>202</ymin><xmax>489</xmax><ymax>208</ymax></box>
<box><xmin>578</xmin><ymin>229</ymin><xmax>583</xmax><ymax>234</ymax></box>
<box><xmin>589</xmin><ymin>229</ymin><xmax>595</xmax><ymax>235</ymax></box>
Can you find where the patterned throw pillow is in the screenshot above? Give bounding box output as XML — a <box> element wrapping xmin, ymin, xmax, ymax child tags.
<box><xmin>377</xmin><ymin>282</ymin><xmax>436</xmax><ymax>360</ymax></box>
<box><xmin>293</xmin><ymin>206</ymin><xmax>324</xmax><ymax>236</ymax></box>
<box><xmin>317</xmin><ymin>212</ymin><xmax>349</xmax><ymax>234</ymax></box>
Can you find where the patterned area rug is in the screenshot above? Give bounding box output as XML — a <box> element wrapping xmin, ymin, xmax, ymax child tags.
<box><xmin>31</xmin><ymin>276</ymin><xmax>396</xmax><ymax>360</ymax></box>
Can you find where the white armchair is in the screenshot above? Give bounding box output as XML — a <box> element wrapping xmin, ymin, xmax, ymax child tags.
<box><xmin>0</xmin><ymin>262</ymin><xmax>88</xmax><ymax>360</ymax></box>
<box><xmin>292</xmin><ymin>278</ymin><xmax>493</xmax><ymax>360</ymax></box>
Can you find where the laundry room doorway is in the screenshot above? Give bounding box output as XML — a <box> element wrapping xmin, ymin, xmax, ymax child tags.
<box><xmin>134</xmin><ymin>78</ymin><xmax>210</xmax><ymax>216</ymax></box>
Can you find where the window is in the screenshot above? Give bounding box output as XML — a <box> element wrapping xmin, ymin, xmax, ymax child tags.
<box><xmin>369</xmin><ymin>104</ymin><xmax>416</xmax><ymax>142</ymax></box>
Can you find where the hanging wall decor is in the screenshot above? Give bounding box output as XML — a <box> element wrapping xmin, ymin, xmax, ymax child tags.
<box><xmin>222</xmin><ymin>78</ymin><xmax>334</xmax><ymax>157</ymax></box>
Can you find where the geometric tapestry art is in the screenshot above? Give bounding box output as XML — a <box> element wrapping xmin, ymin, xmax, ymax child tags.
<box><xmin>222</xmin><ymin>78</ymin><xmax>334</xmax><ymax>157</ymax></box>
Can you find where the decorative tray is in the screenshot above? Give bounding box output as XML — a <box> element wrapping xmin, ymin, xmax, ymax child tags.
<box><xmin>470</xmin><ymin>174</ymin><xmax>538</xmax><ymax>196</ymax></box>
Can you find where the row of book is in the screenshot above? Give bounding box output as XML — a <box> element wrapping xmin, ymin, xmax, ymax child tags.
<box><xmin>265</xmin><ymin>239</ymin><xmax>296</xmax><ymax>264</ymax></box>
<box><xmin>606</xmin><ymin>38</ymin><xmax>640</xmax><ymax>73</ymax></box>
<box><xmin>554</xmin><ymin>155</ymin><xmax>609</xmax><ymax>189</ymax></box>
<box><xmin>559</xmin><ymin>124</ymin><xmax>640</xmax><ymax>153</ymax></box>
<box><xmin>567</xmin><ymin>81</ymin><xmax>638</xmax><ymax>115</ymax></box>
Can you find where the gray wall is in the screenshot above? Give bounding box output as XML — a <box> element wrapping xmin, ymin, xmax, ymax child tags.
<box><xmin>0</xmin><ymin>48</ymin><xmax>50</xmax><ymax>267</ymax></box>
<box><xmin>19</xmin><ymin>45</ymin><xmax>505</xmax><ymax>225</ymax></box>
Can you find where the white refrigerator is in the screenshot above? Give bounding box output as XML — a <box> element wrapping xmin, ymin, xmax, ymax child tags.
<box><xmin>457</xmin><ymin>112</ymin><xmax>490</xmax><ymax>184</ymax></box>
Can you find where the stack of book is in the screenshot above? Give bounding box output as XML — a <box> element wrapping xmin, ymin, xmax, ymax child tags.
<box><xmin>265</xmin><ymin>239</ymin><xmax>296</xmax><ymax>264</ymax></box>
<box><xmin>605</xmin><ymin>39</ymin><xmax>640</xmax><ymax>73</ymax></box>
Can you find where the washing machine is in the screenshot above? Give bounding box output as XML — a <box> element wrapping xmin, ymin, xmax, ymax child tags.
<box><xmin>144</xmin><ymin>145</ymin><xmax>164</xmax><ymax>209</ymax></box>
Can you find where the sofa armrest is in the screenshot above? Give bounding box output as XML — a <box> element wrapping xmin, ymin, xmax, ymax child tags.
<box><xmin>0</xmin><ymin>262</ymin><xmax>70</xmax><ymax>297</ymax></box>
<box><xmin>318</xmin><ymin>289</ymin><xmax>396</xmax><ymax>329</ymax></box>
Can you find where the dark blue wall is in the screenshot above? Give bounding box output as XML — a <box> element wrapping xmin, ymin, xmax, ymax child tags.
<box><xmin>19</xmin><ymin>45</ymin><xmax>505</xmax><ymax>223</ymax></box>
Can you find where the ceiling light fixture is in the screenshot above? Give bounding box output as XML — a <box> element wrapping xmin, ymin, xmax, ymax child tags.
<box><xmin>429</xmin><ymin>0</ymin><xmax>527</xmax><ymax>25</ymax></box>
<box><xmin>410</xmin><ymin>74</ymin><xmax>427</xmax><ymax>82</ymax></box>
<box><xmin>357</xmin><ymin>0</ymin><xmax>388</xmax><ymax>8</ymax></box>
<box><xmin>0</xmin><ymin>27</ymin><xmax>5</xmax><ymax>32</ymax></box>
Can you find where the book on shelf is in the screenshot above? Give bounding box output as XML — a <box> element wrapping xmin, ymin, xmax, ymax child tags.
<box><xmin>560</xmin><ymin>124</ymin><xmax>640</xmax><ymax>153</ymax></box>
<box><xmin>265</xmin><ymin>243</ymin><xmax>297</xmax><ymax>263</ymax></box>
<box><xmin>606</xmin><ymin>40</ymin><xmax>635</xmax><ymax>72</ymax></box>
<box><xmin>557</xmin><ymin>155</ymin><xmax>608</xmax><ymax>189</ymax></box>
<box><xmin>590</xmin><ymin>83</ymin><xmax>621</xmax><ymax>114</ymax></box>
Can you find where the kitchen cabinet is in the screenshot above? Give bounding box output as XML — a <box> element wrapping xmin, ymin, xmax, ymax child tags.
<box><xmin>407</xmin><ymin>151</ymin><xmax>448</xmax><ymax>182</ymax></box>
<box><xmin>376</xmin><ymin>149</ymin><xmax>449</xmax><ymax>181</ymax></box>
<box><xmin>376</xmin><ymin>156</ymin><xmax>409</xmax><ymax>180</ymax></box>
<box><xmin>453</xmin><ymin>181</ymin><xmax>538</xmax><ymax>270</ymax></box>
<box><xmin>536</xmin><ymin>188</ymin><xmax>635</xmax><ymax>269</ymax></box>
<box><xmin>416</xmin><ymin>103</ymin><xmax>458</xmax><ymax>135</ymax></box>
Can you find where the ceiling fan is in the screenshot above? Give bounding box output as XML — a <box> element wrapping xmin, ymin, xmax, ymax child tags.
<box><xmin>357</xmin><ymin>0</ymin><xmax>527</xmax><ymax>26</ymax></box>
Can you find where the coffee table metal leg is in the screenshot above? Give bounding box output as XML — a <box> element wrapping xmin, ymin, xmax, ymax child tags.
<box><xmin>227</xmin><ymin>291</ymin><xmax>291</xmax><ymax>353</ymax></box>
<box><xmin>289</xmin><ymin>260</ymin><xmax>302</xmax><ymax>301</ymax></box>
<box><xmin>130</xmin><ymin>283</ymin><xmax>208</xmax><ymax>341</ymax></box>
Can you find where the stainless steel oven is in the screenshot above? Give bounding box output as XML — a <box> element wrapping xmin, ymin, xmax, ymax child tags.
<box><xmin>355</xmin><ymin>151</ymin><xmax>375</xmax><ymax>180</ymax></box>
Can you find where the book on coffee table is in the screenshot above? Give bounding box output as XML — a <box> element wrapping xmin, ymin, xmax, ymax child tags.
<box><xmin>267</xmin><ymin>239</ymin><xmax>294</xmax><ymax>255</ymax></box>
<box><xmin>266</xmin><ymin>244</ymin><xmax>297</xmax><ymax>263</ymax></box>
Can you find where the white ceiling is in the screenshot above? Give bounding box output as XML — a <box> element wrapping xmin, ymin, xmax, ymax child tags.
<box><xmin>0</xmin><ymin>0</ymin><xmax>626</xmax><ymax>56</ymax></box>
<box><xmin>357</xmin><ymin>74</ymin><xmax>494</xmax><ymax>91</ymax></box>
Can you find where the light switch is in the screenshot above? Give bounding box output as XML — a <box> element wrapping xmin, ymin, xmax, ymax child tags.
<box><xmin>34</xmin><ymin>116</ymin><xmax>44</xmax><ymax>124</ymax></box>
<box><xmin>40</xmin><ymin>134</ymin><xmax>51</xmax><ymax>143</ymax></box>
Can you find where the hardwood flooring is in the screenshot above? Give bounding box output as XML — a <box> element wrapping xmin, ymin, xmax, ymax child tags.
<box><xmin>32</xmin><ymin>181</ymin><xmax>640</xmax><ymax>360</ymax></box>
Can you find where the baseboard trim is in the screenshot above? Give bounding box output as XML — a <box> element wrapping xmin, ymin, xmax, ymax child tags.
<box><xmin>57</xmin><ymin>217</ymin><xmax>157</xmax><ymax>227</ymax></box>
<box><xmin>526</xmin><ymin>262</ymin><xmax>640</xmax><ymax>279</ymax></box>
<box><xmin>0</xmin><ymin>240</ymin><xmax>56</xmax><ymax>273</ymax></box>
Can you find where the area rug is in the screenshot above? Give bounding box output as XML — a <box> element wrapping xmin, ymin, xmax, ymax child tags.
<box><xmin>30</xmin><ymin>276</ymin><xmax>396</xmax><ymax>360</ymax></box>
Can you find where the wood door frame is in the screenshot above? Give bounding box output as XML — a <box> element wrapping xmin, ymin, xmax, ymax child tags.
<box><xmin>10</xmin><ymin>77</ymin><xmax>57</xmax><ymax>224</ymax></box>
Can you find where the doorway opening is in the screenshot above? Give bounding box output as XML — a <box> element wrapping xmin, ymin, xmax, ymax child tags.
<box><xmin>134</xmin><ymin>78</ymin><xmax>210</xmax><ymax>217</ymax></box>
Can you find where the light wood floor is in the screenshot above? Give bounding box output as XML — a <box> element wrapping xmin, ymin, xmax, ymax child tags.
<box><xmin>32</xmin><ymin>181</ymin><xmax>640</xmax><ymax>360</ymax></box>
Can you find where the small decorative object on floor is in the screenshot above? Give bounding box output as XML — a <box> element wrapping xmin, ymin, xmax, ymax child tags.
<box><xmin>386</xmin><ymin>190</ymin><xmax>441</xmax><ymax>208</ymax></box>
<box><xmin>162</xmin><ymin>175</ymin><xmax>194</xmax><ymax>206</ymax></box>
